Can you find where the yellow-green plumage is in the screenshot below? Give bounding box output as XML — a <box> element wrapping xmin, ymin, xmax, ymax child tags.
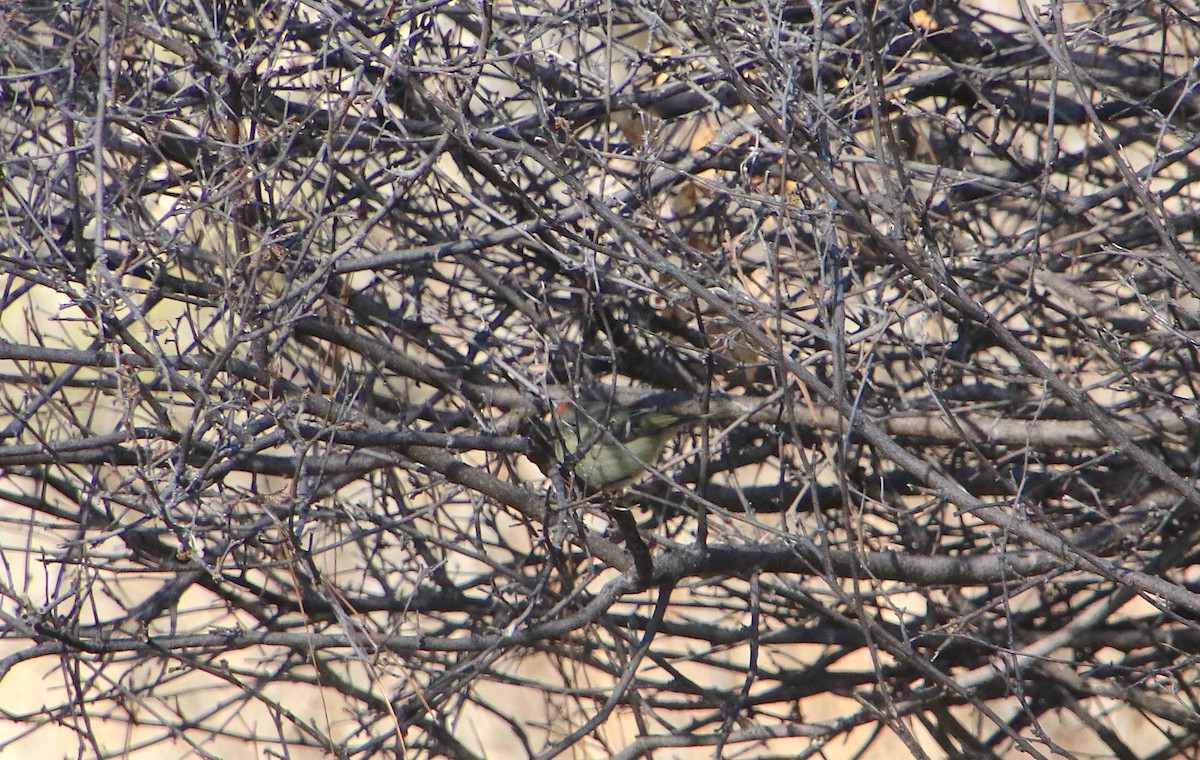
<box><xmin>551</xmin><ymin>395</ymin><xmax>695</xmax><ymax>490</ymax></box>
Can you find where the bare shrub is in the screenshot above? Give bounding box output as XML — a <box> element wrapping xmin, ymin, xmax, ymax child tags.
<box><xmin>1</xmin><ymin>1</ymin><xmax>1199</xmax><ymax>757</ymax></box>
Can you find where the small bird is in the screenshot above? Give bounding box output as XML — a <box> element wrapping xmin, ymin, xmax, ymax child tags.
<box><xmin>548</xmin><ymin>392</ymin><xmax>700</xmax><ymax>491</ymax></box>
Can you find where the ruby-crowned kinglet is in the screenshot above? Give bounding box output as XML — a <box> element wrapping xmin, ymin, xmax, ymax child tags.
<box><xmin>548</xmin><ymin>392</ymin><xmax>699</xmax><ymax>490</ymax></box>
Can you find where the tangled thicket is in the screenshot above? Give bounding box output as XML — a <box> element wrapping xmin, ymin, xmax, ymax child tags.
<box><xmin>2</xmin><ymin>1</ymin><xmax>1200</xmax><ymax>758</ymax></box>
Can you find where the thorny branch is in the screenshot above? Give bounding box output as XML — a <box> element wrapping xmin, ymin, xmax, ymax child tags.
<box><xmin>2</xmin><ymin>0</ymin><xmax>1200</xmax><ymax>757</ymax></box>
